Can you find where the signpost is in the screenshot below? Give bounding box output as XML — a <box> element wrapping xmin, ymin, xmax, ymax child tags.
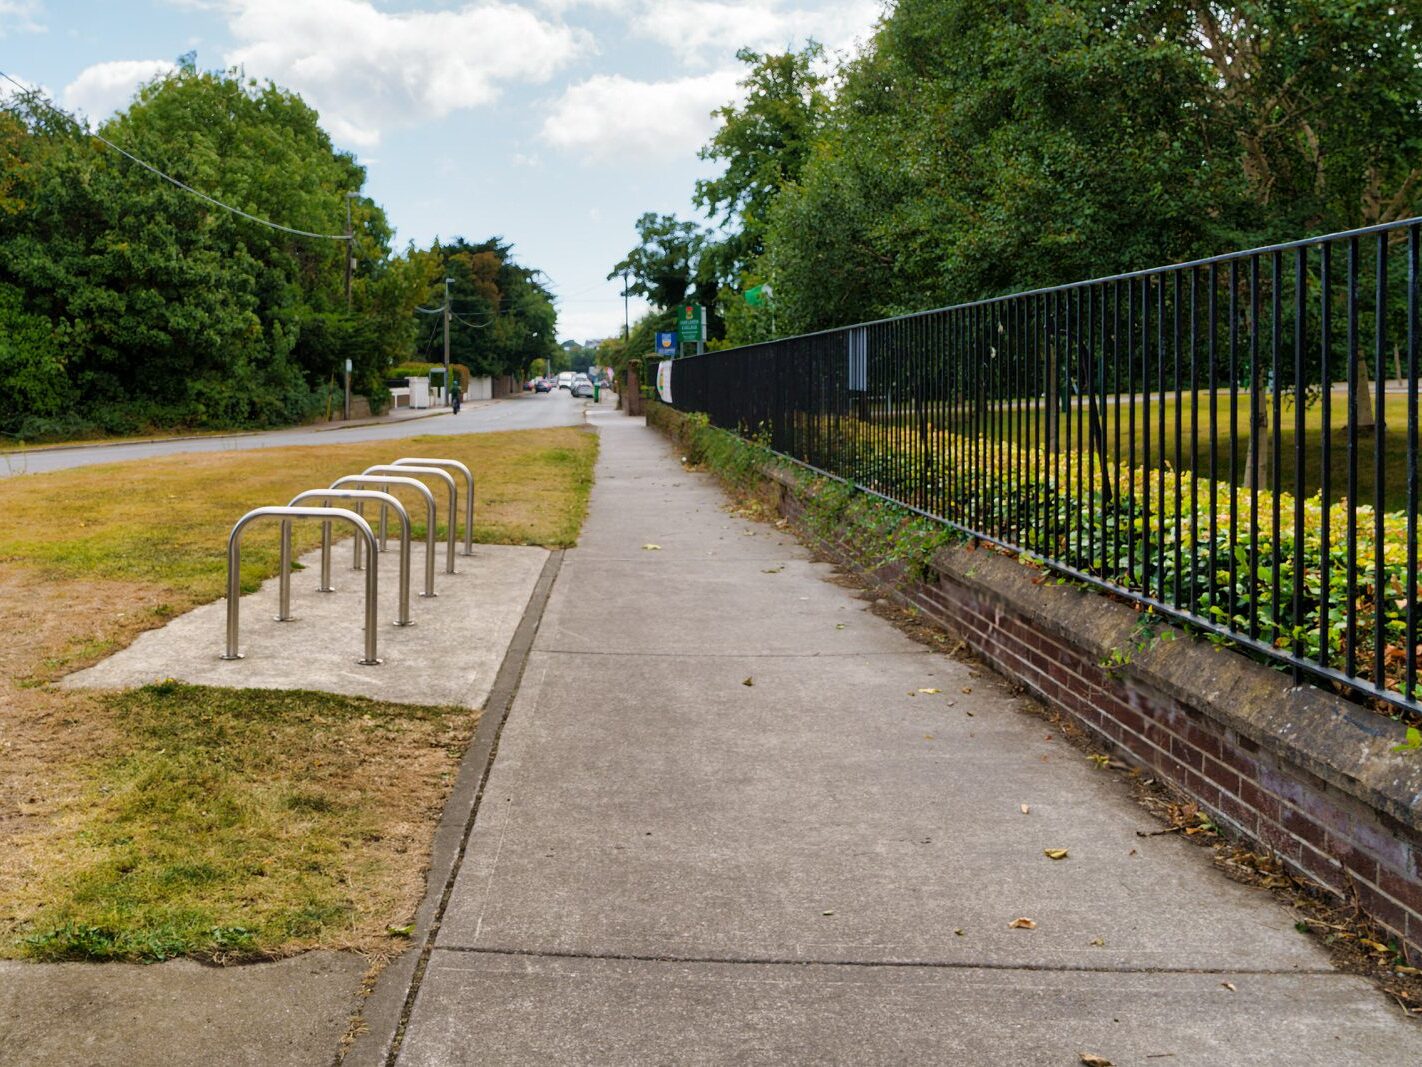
<box><xmin>678</xmin><ymin>304</ymin><xmax>705</xmax><ymax>354</ymax></box>
<box><xmin>656</xmin><ymin>331</ymin><xmax>677</xmax><ymax>357</ymax></box>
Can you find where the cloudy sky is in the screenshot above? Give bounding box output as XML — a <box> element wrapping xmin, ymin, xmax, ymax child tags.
<box><xmin>1</xmin><ymin>0</ymin><xmax>883</xmax><ymax>342</ymax></box>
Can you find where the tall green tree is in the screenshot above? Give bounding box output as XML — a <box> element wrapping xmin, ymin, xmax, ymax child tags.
<box><xmin>763</xmin><ymin>0</ymin><xmax>1243</xmax><ymax>333</ymax></box>
<box><xmin>608</xmin><ymin>212</ymin><xmax>722</xmax><ymax>345</ymax></box>
<box><xmin>0</xmin><ymin>69</ymin><xmax>423</xmax><ymax>435</ymax></box>
<box><xmin>695</xmin><ymin>44</ymin><xmax>830</xmax><ymax>286</ymax></box>
<box><xmin>418</xmin><ymin>237</ymin><xmax>558</xmax><ymax>379</ymax></box>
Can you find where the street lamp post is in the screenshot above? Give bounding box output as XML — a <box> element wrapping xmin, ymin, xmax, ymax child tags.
<box><xmin>344</xmin><ymin>191</ymin><xmax>358</xmax><ymax>310</ymax></box>
<box><xmin>443</xmin><ymin>276</ymin><xmax>453</xmax><ymax>407</ymax></box>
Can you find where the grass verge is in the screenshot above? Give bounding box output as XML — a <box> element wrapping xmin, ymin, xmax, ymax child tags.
<box><xmin>0</xmin><ymin>427</ymin><xmax>596</xmax><ymax>961</ymax></box>
<box><xmin>15</xmin><ymin>683</ymin><xmax>471</xmax><ymax>963</ymax></box>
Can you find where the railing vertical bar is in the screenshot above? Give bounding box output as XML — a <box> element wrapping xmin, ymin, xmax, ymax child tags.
<box><xmin>1373</xmin><ymin>233</ymin><xmax>1388</xmax><ymax>691</ymax></box>
<box><xmin>1320</xmin><ymin>242</ymin><xmax>1334</xmax><ymax>670</ymax></box>
<box><xmin>1209</xmin><ymin>263</ymin><xmax>1220</xmax><ymax>630</ymax></box>
<box><xmin>1128</xmin><ymin>277</ymin><xmax>1137</xmax><ymax>586</ymax></box>
<box><xmin>1087</xmin><ymin>284</ymin><xmax>1098</xmax><ymax>573</ymax></box>
<box><xmin>1407</xmin><ymin>223</ymin><xmax>1420</xmax><ymax>703</ymax></box>
<box><xmin>1173</xmin><ymin>270</ymin><xmax>1184</xmax><ymax>611</ymax></box>
<box><xmin>1271</xmin><ymin>251</ymin><xmax>1283</xmax><ymax>644</ymax></box>
<box><xmin>1112</xmin><ymin>280</ymin><xmax>1123</xmax><ymax>579</ymax></box>
<box><xmin>1346</xmin><ymin>236</ymin><xmax>1360</xmax><ymax>679</ymax></box>
<box><xmin>1142</xmin><ymin>274</ymin><xmax>1153</xmax><ymax>596</ymax></box>
<box><xmin>1248</xmin><ymin>254</ymin><xmax>1261</xmax><ymax>643</ymax></box>
<box><xmin>1190</xmin><ymin>268</ymin><xmax>1200</xmax><ymax>615</ymax></box>
<box><xmin>1066</xmin><ymin>285</ymin><xmax>1076</xmax><ymax>561</ymax></box>
<box><xmin>1228</xmin><ymin>259</ymin><xmax>1240</xmax><ymax>634</ymax></box>
<box><xmin>1293</xmin><ymin>247</ymin><xmax>1308</xmax><ymax>670</ymax></box>
<box><xmin>1157</xmin><ymin>270</ymin><xmax>1167</xmax><ymax>603</ymax></box>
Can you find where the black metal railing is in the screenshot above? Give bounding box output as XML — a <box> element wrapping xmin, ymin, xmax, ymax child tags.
<box><xmin>671</xmin><ymin>217</ymin><xmax>1422</xmax><ymax>714</ymax></box>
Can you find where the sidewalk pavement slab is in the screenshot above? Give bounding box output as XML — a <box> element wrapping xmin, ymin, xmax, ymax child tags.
<box><xmin>63</xmin><ymin>541</ymin><xmax>547</xmax><ymax>708</ymax></box>
<box><xmin>0</xmin><ymin>953</ymin><xmax>365</xmax><ymax>1066</ymax></box>
<box><xmin>395</xmin><ymin>417</ymin><xmax>1422</xmax><ymax>1062</ymax></box>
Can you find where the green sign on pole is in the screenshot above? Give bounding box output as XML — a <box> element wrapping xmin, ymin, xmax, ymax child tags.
<box><xmin>677</xmin><ymin>304</ymin><xmax>704</xmax><ymax>343</ymax></box>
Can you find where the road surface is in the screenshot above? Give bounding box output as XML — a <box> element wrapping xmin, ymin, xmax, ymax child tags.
<box><xmin>0</xmin><ymin>391</ymin><xmax>590</xmax><ymax>478</ymax></box>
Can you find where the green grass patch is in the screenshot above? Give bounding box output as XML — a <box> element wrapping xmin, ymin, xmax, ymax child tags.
<box><xmin>11</xmin><ymin>682</ymin><xmax>471</xmax><ymax>963</ymax></box>
<box><xmin>0</xmin><ymin>427</ymin><xmax>597</xmax><ymax>599</ymax></box>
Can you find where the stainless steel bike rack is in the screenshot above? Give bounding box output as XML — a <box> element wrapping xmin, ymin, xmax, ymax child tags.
<box><xmin>222</xmin><ymin>506</ymin><xmax>380</xmax><ymax>665</ymax></box>
<box><xmin>361</xmin><ymin>465</ymin><xmax>458</xmax><ymax>574</ymax></box>
<box><xmin>328</xmin><ymin>475</ymin><xmax>438</xmax><ymax>598</ymax></box>
<box><xmin>391</xmin><ymin>457</ymin><xmax>475</xmax><ymax>556</ymax></box>
<box><xmin>283</xmin><ymin>489</ymin><xmax>414</xmax><ymax>626</ymax></box>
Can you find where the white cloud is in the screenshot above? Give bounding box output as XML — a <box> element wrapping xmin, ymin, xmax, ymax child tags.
<box><xmin>0</xmin><ymin>0</ymin><xmax>44</xmax><ymax>37</ymax></box>
<box><xmin>629</xmin><ymin>0</ymin><xmax>881</xmax><ymax>65</ymax></box>
<box><xmin>62</xmin><ymin>59</ymin><xmax>177</xmax><ymax>120</ymax></box>
<box><xmin>539</xmin><ymin>69</ymin><xmax>741</xmax><ymax>163</ymax></box>
<box><xmin>216</xmin><ymin>0</ymin><xmax>589</xmax><ymax>147</ymax></box>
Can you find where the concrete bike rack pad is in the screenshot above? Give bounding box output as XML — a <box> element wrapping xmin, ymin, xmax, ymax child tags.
<box><xmin>63</xmin><ymin>541</ymin><xmax>547</xmax><ymax>708</ymax></box>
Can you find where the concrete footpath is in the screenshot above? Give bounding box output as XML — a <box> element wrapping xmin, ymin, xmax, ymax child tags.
<box><xmin>371</xmin><ymin>414</ymin><xmax>1422</xmax><ymax>1064</ymax></box>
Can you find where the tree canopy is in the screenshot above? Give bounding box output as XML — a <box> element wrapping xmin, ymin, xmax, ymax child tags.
<box><xmin>0</xmin><ymin>68</ymin><xmax>560</xmax><ymax>438</ymax></box>
<box><xmin>615</xmin><ymin>0</ymin><xmax>1422</xmax><ymax>346</ymax></box>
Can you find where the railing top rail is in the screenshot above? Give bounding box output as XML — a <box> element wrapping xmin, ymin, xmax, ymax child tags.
<box><xmin>674</xmin><ymin>213</ymin><xmax>1422</xmax><ymax>359</ymax></box>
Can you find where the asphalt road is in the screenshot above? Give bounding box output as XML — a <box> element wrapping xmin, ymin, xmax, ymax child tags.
<box><xmin>0</xmin><ymin>391</ymin><xmax>591</xmax><ymax>478</ymax></box>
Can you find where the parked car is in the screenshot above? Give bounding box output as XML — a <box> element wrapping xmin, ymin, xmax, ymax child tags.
<box><xmin>557</xmin><ymin>371</ymin><xmax>575</xmax><ymax>390</ymax></box>
<box><xmin>534</xmin><ymin>378</ymin><xmax>552</xmax><ymax>393</ymax></box>
<box><xmin>571</xmin><ymin>378</ymin><xmax>594</xmax><ymax>398</ymax></box>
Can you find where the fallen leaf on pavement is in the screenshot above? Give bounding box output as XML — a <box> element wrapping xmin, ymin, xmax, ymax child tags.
<box><xmin>1221</xmin><ymin>982</ymin><xmax>1236</xmax><ymax>992</ymax></box>
<box><xmin>1020</xmin><ymin>804</ymin><xmax>1031</xmax><ymax>814</ymax></box>
<box><xmin>1043</xmin><ymin>848</ymin><xmax>1070</xmax><ymax>860</ymax></box>
<box><xmin>742</xmin><ymin>677</ymin><xmax>754</xmax><ymax>687</ymax></box>
<box><xmin>954</xmin><ymin>928</ymin><xmax>965</xmax><ymax>936</ymax></box>
<box><xmin>960</xmin><ymin>686</ymin><xmax>973</xmax><ymax>694</ymax></box>
<box><xmin>1088</xmin><ymin>754</ymin><xmax>1111</xmax><ymax>768</ymax></box>
<box><xmin>822</xmin><ymin>910</ymin><xmax>835</xmax><ymax>916</ymax></box>
<box><xmin>918</xmin><ymin>687</ymin><xmax>941</xmax><ymax>694</ymax></box>
<box><xmin>1089</xmin><ymin>937</ymin><xmax>1106</xmax><ymax>947</ymax></box>
<box><xmin>835</xmin><ymin>623</ymin><xmax>846</xmax><ymax>630</ymax></box>
<box><xmin>1008</xmin><ymin>917</ymin><xmax>1036</xmax><ymax>929</ymax></box>
<box><xmin>642</xmin><ymin>544</ymin><xmax>661</xmax><ymax>551</ymax></box>
<box><xmin>1079</xmin><ymin>1055</ymin><xmax>1113</xmax><ymax>1066</ymax></box>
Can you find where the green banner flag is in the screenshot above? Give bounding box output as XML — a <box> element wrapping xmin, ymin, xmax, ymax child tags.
<box><xmin>743</xmin><ymin>283</ymin><xmax>773</xmax><ymax>307</ymax></box>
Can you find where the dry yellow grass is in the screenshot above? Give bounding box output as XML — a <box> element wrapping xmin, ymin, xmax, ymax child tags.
<box><xmin>0</xmin><ymin>427</ymin><xmax>596</xmax><ymax>961</ymax></box>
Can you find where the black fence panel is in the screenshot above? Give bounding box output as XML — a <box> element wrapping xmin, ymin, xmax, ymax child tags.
<box><xmin>670</xmin><ymin>218</ymin><xmax>1422</xmax><ymax>715</ymax></box>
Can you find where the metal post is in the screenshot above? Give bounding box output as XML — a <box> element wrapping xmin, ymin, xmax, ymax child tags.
<box><xmin>277</xmin><ymin>518</ymin><xmax>293</xmax><ymax>620</ymax></box>
<box><xmin>391</xmin><ymin>457</ymin><xmax>475</xmax><ymax>555</ymax></box>
<box><xmin>287</xmin><ymin>489</ymin><xmax>413</xmax><ymax>625</ymax></box>
<box><xmin>444</xmin><ymin>276</ymin><xmax>453</xmax><ymax>407</ymax></box>
<box><xmin>361</xmin><ymin>465</ymin><xmax>458</xmax><ymax>574</ymax></box>
<box><xmin>330</xmin><ymin>475</ymin><xmax>438</xmax><ymax>597</ymax></box>
<box><xmin>344</xmin><ymin>193</ymin><xmax>354</xmax><ymax>310</ymax></box>
<box><xmin>223</xmin><ymin>506</ymin><xmax>380</xmax><ymax>665</ymax></box>
<box><xmin>622</xmin><ymin>270</ymin><xmax>630</xmax><ymax>341</ymax></box>
<box><xmin>319</xmin><ymin>508</ymin><xmax>334</xmax><ymax>592</ymax></box>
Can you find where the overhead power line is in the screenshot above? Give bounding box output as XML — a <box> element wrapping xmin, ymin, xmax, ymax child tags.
<box><xmin>0</xmin><ymin>68</ymin><xmax>352</xmax><ymax>242</ymax></box>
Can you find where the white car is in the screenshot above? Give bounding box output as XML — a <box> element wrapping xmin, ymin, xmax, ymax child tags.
<box><xmin>571</xmin><ymin>375</ymin><xmax>594</xmax><ymax>398</ymax></box>
<box><xmin>557</xmin><ymin>371</ymin><xmax>575</xmax><ymax>390</ymax></box>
